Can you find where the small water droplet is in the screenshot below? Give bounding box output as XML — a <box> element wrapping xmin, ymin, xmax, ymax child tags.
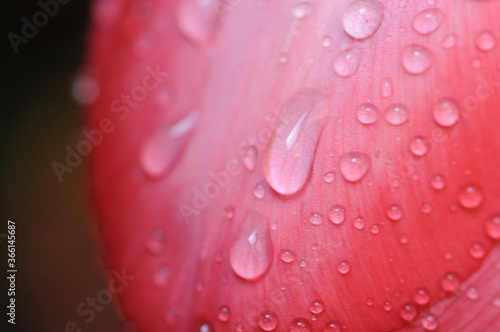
<box><xmin>387</xmin><ymin>204</ymin><xmax>403</xmax><ymax>221</ymax></box>
<box><xmin>258</xmin><ymin>311</ymin><xmax>278</xmax><ymax>331</ymax></box>
<box><xmin>242</xmin><ymin>146</ymin><xmax>257</xmax><ymax>171</ymax></box>
<box><xmin>476</xmin><ymin>30</ymin><xmax>496</xmax><ymax>52</ymax></box>
<box><xmin>310</xmin><ymin>300</ymin><xmax>324</xmax><ymax>314</ymax></box>
<box><xmin>422</xmin><ymin>314</ymin><xmax>439</xmax><ymax>331</ymax></box>
<box><xmin>253</xmin><ymin>182</ymin><xmax>266</xmax><ymax>199</ymax></box>
<box><xmin>421</xmin><ymin>202</ymin><xmax>433</xmax><ymax>214</ymax></box>
<box><xmin>289</xmin><ymin>318</ymin><xmax>311</xmax><ymax>332</ymax></box>
<box><xmin>323</xmin><ymin>321</ymin><xmax>342</xmax><ymax>331</ymax></box>
<box><xmin>309</xmin><ymin>212</ymin><xmax>324</xmax><ymax>226</ymax></box>
<box><xmin>370</xmin><ymin>224</ymin><xmax>380</xmax><ymax>234</ymax></box>
<box><xmin>432</xmin><ymin>97</ymin><xmax>460</xmax><ymax>127</ymax></box>
<box><xmin>410</xmin><ymin>136</ymin><xmax>430</xmax><ymax>156</ymax></box>
<box><xmin>140</xmin><ymin>110</ymin><xmax>199</xmax><ymax>177</ymax></box>
<box><xmin>264</xmin><ymin>90</ymin><xmax>330</xmax><ymax>195</ymax></box>
<box><xmin>366</xmin><ymin>298</ymin><xmax>374</xmax><ymax>307</ymax></box>
<box><xmin>402</xmin><ymin>44</ymin><xmax>433</xmax><ymax>75</ymax></box>
<box><xmin>441</xmin><ymin>272</ymin><xmax>460</xmax><ymax>292</ymax></box>
<box><xmin>466</xmin><ymin>286</ymin><xmax>479</xmax><ymax>300</ymax></box>
<box><xmin>430</xmin><ymin>174</ymin><xmax>446</xmax><ymax>190</ymax></box>
<box><xmin>280</xmin><ymin>249</ymin><xmax>296</xmax><ymax>263</ymax></box>
<box><xmin>356</xmin><ymin>103</ymin><xmax>380</xmax><ymax>124</ymax></box>
<box><xmin>337</xmin><ymin>260</ymin><xmax>351</xmax><ymax>275</ymax></box>
<box><xmin>383</xmin><ymin>301</ymin><xmax>392</xmax><ymax>311</ymax></box>
<box><xmin>292</xmin><ymin>2</ymin><xmax>314</xmax><ymax>18</ymax></box>
<box><xmin>399</xmin><ymin>233</ymin><xmax>409</xmax><ymax>244</ymax></box>
<box><xmin>354</xmin><ymin>217</ymin><xmax>366</xmax><ymax>230</ymax></box>
<box><xmin>323</xmin><ymin>171</ymin><xmax>336</xmax><ymax>183</ymax></box>
<box><xmin>380</xmin><ymin>78</ymin><xmax>393</xmax><ymax>98</ymax></box>
<box><xmin>414</xmin><ymin>288</ymin><xmax>430</xmax><ymax>305</ymax></box>
<box><xmin>329</xmin><ymin>205</ymin><xmax>346</xmax><ymax>225</ymax></box>
<box><xmin>385</xmin><ymin>103</ymin><xmax>409</xmax><ymax>125</ymax></box>
<box><xmin>236</xmin><ymin>323</ymin><xmax>244</xmax><ymax>332</ymax></box>
<box><xmin>217</xmin><ymin>306</ymin><xmax>231</xmax><ymax>322</ymax></box>
<box><xmin>279</xmin><ymin>53</ymin><xmax>289</xmax><ymax>64</ymax></box>
<box><xmin>442</xmin><ymin>34</ymin><xmax>457</xmax><ymax>48</ymax></box>
<box><xmin>229</xmin><ymin>212</ymin><xmax>273</xmax><ymax>280</ymax></box>
<box><xmin>72</xmin><ymin>73</ymin><xmax>99</xmax><ymax>105</ymax></box>
<box><xmin>300</xmin><ymin>260</ymin><xmax>307</xmax><ymax>267</ymax></box>
<box><xmin>176</xmin><ymin>0</ymin><xmax>218</xmax><ymax>45</ymax></box>
<box><xmin>153</xmin><ymin>266</ymin><xmax>171</xmax><ymax>287</ymax></box>
<box><xmin>146</xmin><ymin>228</ymin><xmax>165</xmax><ymax>254</ymax></box>
<box><xmin>486</xmin><ymin>215</ymin><xmax>500</xmax><ymax>239</ymax></box>
<box><xmin>333</xmin><ymin>48</ymin><xmax>362</xmax><ymax>77</ymax></box>
<box><xmin>342</xmin><ymin>0</ymin><xmax>384</xmax><ymax>40</ymax></box>
<box><xmin>322</xmin><ymin>36</ymin><xmax>332</xmax><ymax>47</ymax></box>
<box><xmin>339</xmin><ymin>152</ymin><xmax>370</xmax><ymax>182</ymax></box>
<box><xmin>469</xmin><ymin>242</ymin><xmax>485</xmax><ymax>259</ymax></box>
<box><xmin>412</xmin><ymin>8</ymin><xmax>443</xmax><ymax>35</ymax></box>
<box><xmin>458</xmin><ymin>184</ymin><xmax>484</xmax><ymax>209</ymax></box>
<box><xmin>471</xmin><ymin>57</ymin><xmax>482</xmax><ymax>69</ymax></box>
<box><xmin>224</xmin><ymin>206</ymin><xmax>235</xmax><ymax>219</ymax></box>
<box><xmin>196</xmin><ymin>279</ymin><xmax>205</xmax><ymax>292</ymax></box>
<box><xmin>400</xmin><ymin>303</ymin><xmax>418</xmax><ymax>321</ymax></box>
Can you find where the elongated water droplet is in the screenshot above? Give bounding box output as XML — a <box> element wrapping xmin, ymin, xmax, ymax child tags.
<box><xmin>333</xmin><ymin>48</ymin><xmax>361</xmax><ymax>77</ymax></box>
<box><xmin>458</xmin><ymin>183</ymin><xmax>484</xmax><ymax>209</ymax></box>
<box><xmin>140</xmin><ymin>110</ymin><xmax>199</xmax><ymax>177</ymax></box>
<box><xmin>289</xmin><ymin>318</ymin><xmax>311</xmax><ymax>331</ymax></box>
<box><xmin>280</xmin><ymin>249</ymin><xmax>296</xmax><ymax>263</ymax></box>
<box><xmin>217</xmin><ymin>306</ymin><xmax>231</xmax><ymax>322</ymax></box>
<box><xmin>476</xmin><ymin>30</ymin><xmax>496</xmax><ymax>52</ymax></box>
<box><xmin>229</xmin><ymin>212</ymin><xmax>273</xmax><ymax>280</ymax></box>
<box><xmin>381</xmin><ymin>78</ymin><xmax>393</xmax><ymax>98</ymax></box>
<box><xmin>343</xmin><ymin>0</ymin><xmax>384</xmax><ymax>40</ymax></box>
<box><xmin>356</xmin><ymin>103</ymin><xmax>380</xmax><ymax>124</ymax></box>
<box><xmin>258</xmin><ymin>311</ymin><xmax>278</xmax><ymax>331</ymax></box>
<box><xmin>264</xmin><ymin>90</ymin><xmax>330</xmax><ymax>195</ymax></box>
<box><xmin>412</xmin><ymin>8</ymin><xmax>443</xmax><ymax>35</ymax></box>
<box><xmin>410</xmin><ymin>136</ymin><xmax>430</xmax><ymax>156</ymax></box>
<box><xmin>385</xmin><ymin>103</ymin><xmax>409</xmax><ymax>125</ymax></box>
<box><xmin>402</xmin><ymin>44</ymin><xmax>433</xmax><ymax>75</ymax></box>
<box><xmin>400</xmin><ymin>303</ymin><xmax>418</xmax><ymax>321</ymax></box>
<box><xmin>432</xmin><ymin>97</ymin><xmax>460</xmax><ymax>127</ymax></box>
<box><xmin>337</xmin><ymin>260</ymin><xmax>351</xmax><ymax>275</ymax></box>
<box><xmin>339</xmin><ymin>152</ymin><xmax>370</xmax><ymax>182</ymax></box>
<box><xmin>292</xmin><ymin>2</ymin><xmax>314</xmax><ymax>18</ymax></box>
<box><xmin>329</xmin><ymin>205</ymin><xmax>346</xmax><ymax>225</ymax></box>
<box><xmin>486</xmin><ymin>215</ymin><xmax>500</xmax><ymax>239</ymax></box>
<box><xmin>176</xmin><ymin>0</ymin><xmax>218</xmax><ymax>45</ymax></box>
<box><xmin>441</xmin><ymin>272</ymin><xmax>460</xmax><ymax>292</ymax></box>
<box><xmin>422</xmin><ymin>314</ymin><xmax>439</xmax><ymax>331</ymax></box>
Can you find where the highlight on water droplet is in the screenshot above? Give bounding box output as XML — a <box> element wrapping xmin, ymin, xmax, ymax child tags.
<box><xmin>401</xmin><ymin>44</ymin><xmax>433</xmax><ymax>75</ymax></box>
<box><xmin>229</xmin><ymin>211</ymin><xmax>273</xmax><ymax>280</ymax></box>
<box><xmin>263</xmin><ymin>90</ymin><xmax>330</xmax><ymax>195</ymax></box>
<box><xmin>337</xmin><ymin>260</ymin><xmax>351</xmax><ymax>275</ymax></box>
<box><xmin>342</xmin><ymin>0</ymin><xmax>384</xmax><ymax>40</ymax></box>
<box><xmin>421</xmin><ymin>314</ymin><xmax>439</xmax><ymax>331</ymax></box>
<box><xmin>430</xmin><ymin>174</ymin><xmax>446</xmax><ymax>190</ymax></box>
<box><xmin>333</xmin><ymin>48</ymin><xmax>362</xmax><ymax>77</ymax></box>
<box><xmin>410</xmin><ymin>136</ymin><xmax>430</xmax><ymax>156</ymax></box>
<box><xmin>432</xmin><ymin>97</ymin><xmax>460</xmax><ymax>127</ymax></box>
<box><xmin>412</xmin><ymin>8</ymin><xmax>443</xmax><ymax>35</ymax></box>
<box><xmin>289</xmin><ymin>318</ymin><xmax>311</xmax><ymax>331</ymax></box>
<box><xmin>310</xmin><ymin>300</ymin><xmax>324</xmax><ymax>314</ymax></box>
<box><xmin>258</xmin><ymin>311</ymin><xmax>278</xmax><ymax>331</ymax></box>
<box><xmin>458</xmin><ymin>183</ymin><xmax>484</xmax><ymax>209</ymax></box>
<box><xmin>384</xmin><ymin>103</ymin><xmax>409</xmax><ymax>125</ymax></box>
<box><xmin>476</xmin><ymin>30</ymin><xmax>496</xmax><ymax>52</ymax></box>
<box><xmin>217</xmin><ymin>306</ymin><xmax>231</xmax><ymax>322</ymax></box>
<box><xmin>292</xmin><ymin>2</ymin><xmax>314</xmax><ymax>19</ymax></box>
<box><xmin>280</xmin><ymin>249</ymin><xmax>296</xmax><ymax>263</ymax></box>
<box><xmin>485</xmin><ymin>215</ymin><xmax>500</xmax><ymax>239</ymax></box>
<box><xmin>400</xmin><ymin>303</ymin><xmax>418</xmax><ymax>321</ymax></box>
<box><xmin>310</xmin><ymin>211</ymin><xmax>324</xmax><ymax>226</ymax></box>
<box><xmin>356</xmin><ymin>103</ymin><xmax>380</xmax><ymax>125</ymax></box>
<box><xmin>441</xmin><ymin>272</ymin><xmax>460</xmax><ymax>292</ymax></box>
<box><xmin>139</xmin><ymin>110</ymin><xmax>199</xmax><ymax>177</ymax></box>
<box><xmin>380</xmin><ymin>77</ymin><xmax>393</xmax><ymax>98</ymax></box>
<box><xmin>386</xmin><ymin>204</ymin><xmax>403</xmax><ymax>221</ymax></box>
<box><xmin>339</xmin><ymin>152</ymin><xmax>370</xmax><ymax>182</ymax></box>
<box><xmin>242</xmin><ymin>145</ymin><xmax>257</xmax><ymax>171</ymax></box>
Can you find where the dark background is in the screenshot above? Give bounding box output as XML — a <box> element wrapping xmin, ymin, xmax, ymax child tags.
<box><xmin>1</xmin><ymin>0</ymin><xmax>121</xmax><ymax>331</ymax></box>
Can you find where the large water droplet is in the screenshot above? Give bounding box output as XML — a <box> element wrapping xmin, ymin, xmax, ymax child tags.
<box><xmin>139</xmin><ymin>110</ymin><xmax>199</xmax><ymax>177</ymax></box>
<box><xmin>441</xmin><ymin>272</ymin><xmax>460</xmax><ymax>292</ymax></box>
<box><xmin>176</xmin><ymin>0</ymin><xmax>218</xmax><ymax>45</ymax></box>
<box><xmin>339</xmin><ymin>152</ymin><xmax>370</xmax><ymax>182</ymax></box>
<box><xmin>329</xmin><ymin>205</ymin><xmax>346</xmax><ymax>225</ymax></box>
<box><xmin>422</xmin><ymin>314</ymin><xmax>439</xmax><ymax>331</ymax></box>
<box><xmin>410</xmin><ymin>136</ymin><xmax>430</xmax><ymax>156</ymax></box>
<box><xmin>242</xmin><ymin>145</ymin><xmax>257</xmax><ymax>172</ymax></box>
<box><xmin>258</xmin><ymin>311</ymin><xmax>278</xmax><ymax>331</ymax></box>
<box><xmin>217</xmin><ymin>306</ymin><xmax>231</xmax><ymax>322</ymax></box>
<box><xmin>356</xmin><ymin>103</ymin><xmax>380</xmax><ymax>125</ymax></box>
<box><xmin>402</xmin><ymin>44</ymin><xmax>433</xmax><ymax>75</ymax></box>
<box><xmin>342</xmin><ymin>0</ymin><xmax>384</xmax><ymax>40</ymax></box>
<box><xmin>333</xmin><ymin>48</ymin><xmax>361</xmax><ymax>77</ymax></box>
<box><xmin>229</xmin><ymin>212</ymin><xmax>273</xmax><ymax>280</ymax></box>
<box><xmin>289</xmin><ymin>318</ymin><xmax>311</xmax><ymax>331</ymax></box>
<box><xmin>384</xmin><ymin>103</ymin><xmax>409</xmax><ymax>125</ymax></box>
<box><xmin>432</xmin><ymin>97</ymin><xmax>460</xmax><ymax>127</ymax></box>
<box><xmin>337</xmin><ymin>260</ymin><xmax>351</xmax><ymax>275</ymax></box>
<box><xmin>380</xmin><ymin>78</ymin><xmax>393</xmax><ymax>98</ymax></box>
<box><xmin>458</xmin><ymin>183</ymin><xmax>484</xmax><ymax>209</ymax></box>
<box><xmin>476</xmin><ymin>30</ymin><xmax>496</xmax><ymax>52</ymax></box>
<box><xmin>292</xmin><ymin>2</ymin><xmax>314</xmax><ymax>18</ymax></box>
<box><xmin>263</xmin><ymin>90</ymin><xmax>330</xmax><ymax>195</ymax></box>
<box><xmin>414</xmin><ymin>288</ymin><xmax>430</xmax><ymax>305</ymax></box>
<box><xmin>400</xmin><ymin>303</ymin><xmax>418</xmax><ymax>321</ymax></box>
<box><xmin>486</xmin><ymin>215</ymin><xmax>500</xmax><ymax>239</ymax></box>
<box><xmin>412</xmin><ymin>8</ymin><xmax>443</xmax><ymax>35</ymax></box>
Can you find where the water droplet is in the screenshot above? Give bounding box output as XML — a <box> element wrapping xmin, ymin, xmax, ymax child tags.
<box><xmin>289</xmin><ymin>318</ymin><xmax>311</xmax><ymax>331</ymax></box>
<box><xmin>400</xmin><ymin>303</ymin><xmax>418</xmax><ymax>321</ymax></box>
<box><xmin>153</xmin><ymin>266</ymin><xmax>171</xmax><ymax>287</ymax></box>
<box><xmin>370</xmin><ymin>224</ymin><xmax>380</xmax><ymax>234</ymax></box>
<box><xmin>337</xmin><ymin>260</ymin><xmax>351</xmax><ymax>275</ymax></box>
<box><xmin>384</xmin><ymin>103</ymin><xmax>409</xmax><ymax>125</ymax></box>
<box><xmin>236</xmin><ymin>323</ymin><xmax>244</xmax><ymax>332</ymax></box>
<box><xmin>322</xmin><ymin>36</ymin><xmax>332</xmax><ymax>47</ymax></box>
<box><xmin>412</xmin><ymin>8</ymin><xmax>443</xmax><ymax>35</ymax></box>
<box><xmin>366</xmin><ymin>298</ymin><xmax>374</xmax><ymax>306</ymax></box>
<box><xmin>292</xmin><ymin>2</ymin><xmax>314</xmax><ymax>18</ymax></box>
<box><xmin>466</xmin><ymin>286</ymin><xmax>479</xmax><ymax>300</ymax></box>
<box><xmin>323</xmin><ymin>171</ymin><xmax>336</xmax><ymax>183</ymax></box>
<box><xmin>342</xmin><ymin>0</ymin><xmax>384</xmax><ymax>40</ymax></box>
<box><xmin>471</xmin><ymin>57</ymin><xmax>482</xmax><ymax>69</ymax></box>
<box><xmin>486</xmin><ymin>215</ymin><xmax>500</xmax><ymax>239</ymax></box>
<box><xmin>333</xmin><ymin>48</ymin><xmax>362</xmax><ymax>77</ymax></box>
<box><xmin>280</xmin><ymin>249</ymin><xmax>296</xmax><ymax>263</ymax></box>
<box><xmin>253</xmin><ymin>182</ymin><xmax>266</xmax><ymax>199</ymax></box>
<box><xmin>381</xmin><ymin>78</ymin><xmax>393</xmax><ymax>98</ymax></box>
<box><xmin>469</xmin><ymin>242</ymin><xmax>485</xmax><ymax>259</ymax></box>
<box><xmin>242</xmin><ymin>146</ymin><xmax>257</xmax><ymax>171</ymax></box>
<box><xmin>229</xmin><ymin>212</ymin><xmax>273</xmax><ymax>280</ymax></box>
<box><xmin>176</xmin><ymin>0</ymin><xmax>218</xmax><ymax>45</ymax></box>
<box><xmin>410</xmin><ymin>136</ymin><xmax>430</xmax><ymax>156</ymax></box>
<box><xmin>458</xmin><ymin>183</ymin><xmax>484</xmax><ymax>209</ymax></box>
<box><xmin>310</xmin><ymin>300</ymin><xmax>324</xmax><ymax>314</ymax></box>
<box><xmin>421</xmin><ymin>202</ymin><xmax>433</xmax><ymax>214</ymax></box>
<box><xmin>279</xmin><ymin>53</ymin><xmax>289</xmax><ymax>64</ymax></box>
<box><xmin>442</xmin><ymin>34</ymin><xmax>457</xmax><ymax>48</ymax></box>
<box><xmin>139</xmin><ymin>110</ymin><xmax>199</xmax><ymax>177</ymax></box>
<box><xmin>441</xmin><ymin>272</ymin><xmax>460</xmax><ymax>292</ymax></box>
<box><xmin>329</xmin><ymin>205</ymin><xmax>346</xmax><ymax>225</ymax></box>
<box><xmin>217</xmin><ymin>306</ymin><xmax>231</xmax><ymax>322</ymax></box>
<box><xmin>323</xmin><ymin>321</ymin><xmax>342</xmax><ymax>331</ymax></box>
<box><xmin>258</xmin><ymin>311</ymin><xmax>278</xmax><ymax>331</ymax></box>
<box><xmin>402</xmin><ymin>44</ymin><xmax>433</xmax><ymax>75</ymax></box>
<box><xmin>263</xmin><ymin>90</ymin><xmax>330</xmax><ymax>195</ymax></box>
<box><xmin>72</xmin><ymin>72</ymin><xmax>99</xmax><ymax>105</ymax></box>
<box><xmin>146</xmin><ymin>228</ymin><xmax>165</xmax><ymax>254</ymax></box>
<box><xmin>339</xmin><ymin>152</ymin><xmax>370</xmax><ymax>182</ymax></box>
<box><xmin>414</xmin><ymin>288</ymin><xmax>430</xmax><ymax>305</ymax></box>
<box><xmin>386</xmin><ymin>204</ymin><xmax>403</xmax><ymax>221</ymax></box>
<box><xmin>383</xmin><ymin>301</ymin><xmax>392</xmax><ymax>311</ymax></box>
<box><xmin>432</xmin><ymin>97</ymin><xmax>460</xmax><ymax>127</ymax></box>
<box><xmin>199</xmin><ymin>322</ymin><xmax>214</xmax><ymax>332</ymax></box>
<box><xmin>476</xmin><ymin>30</ymin><xmax>496</xmax><ymax>52</ymax></box>
<box><xmin>310</xmin><ymin>211</ymin><xmax>324</xmax><ymax>226</ymax></box>
<box><xmin>422</xmin><ymin>314</ymin><xmax>439</xmax><ymax>331</ymax></box>
<box><xmin>300</xmin><ymin>260</ymin><xmax>307</xmax><ymax>267</ymax></box>
<box><xmin>354</xmin><ymin>217</ymin><xmax>366</xmax><ymax>230</ymax></box>
<box><xmin>399</xmin><ymin>233</ymin><xmax>409</xmax><ymax>244</ymax></box>
<box><xmin>430</xmin><ymin>174</ymin><xmax>446</xmax><ymax>190</ymax></box>
<box><xmin>356</xmin><ymin>103</ymin><xmax>380</xmax><ymax>124</ymax></box>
